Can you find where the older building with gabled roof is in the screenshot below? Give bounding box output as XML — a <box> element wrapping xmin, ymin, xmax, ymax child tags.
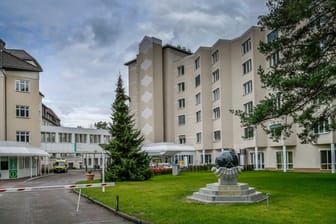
<box><xmin>0</xmin><ymin>39</ymin><xmax>48</xmax><ymax>179</ymax></box>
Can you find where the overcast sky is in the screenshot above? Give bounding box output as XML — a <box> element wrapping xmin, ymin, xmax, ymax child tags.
<box><xmin>0</xmin><ymin>0</ymin><xmax>268</xmax><ymax>128</ymax></box>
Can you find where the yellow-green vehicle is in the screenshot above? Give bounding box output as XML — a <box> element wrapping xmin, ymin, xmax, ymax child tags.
<box><xmin>53</xmin><ymin>159</ymin><xmax>68</xmax><ymax>173</ymax></box>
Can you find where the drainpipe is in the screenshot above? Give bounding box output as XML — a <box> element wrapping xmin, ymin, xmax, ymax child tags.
<box><xmin>0</xmin><ymin>39</ymin><xmax>7</xmax><ymax>140</ymax></box>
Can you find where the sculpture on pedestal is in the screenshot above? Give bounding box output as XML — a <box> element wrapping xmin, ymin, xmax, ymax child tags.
<box><xmin>211</xmin><ymin>150</ymin><xmax>241</xmax><ymax>185</ymax></box>
<box><xmin>188</xmin><ymin>150</ymin><xmax>266</xmax><ymax>204</ymax></box>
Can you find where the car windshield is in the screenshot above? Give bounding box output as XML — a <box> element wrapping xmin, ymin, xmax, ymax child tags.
<box><xmin>56</xmin><ymin>162</ymin><xmax>65</xmax><ymax>166</ymax></box>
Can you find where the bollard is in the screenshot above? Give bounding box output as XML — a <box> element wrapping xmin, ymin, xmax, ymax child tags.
<box><xmin>115</xmin><ymin>195</ymin><xmax>119</xmax><ymax>211</ymax></box>
<box><xmin>266</xmin><ymin>192</ymin><xmax>271</xmax><ymax>208</ymax></box>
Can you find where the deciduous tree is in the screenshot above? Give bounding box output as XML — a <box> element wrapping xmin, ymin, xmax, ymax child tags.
<box><xmin>236</xmin><ymin>0</ymin><xmax>336</xmax><ymax>143</ymax></box>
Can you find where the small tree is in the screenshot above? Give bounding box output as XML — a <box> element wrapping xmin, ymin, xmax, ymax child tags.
<box><xmin>104</xmin><ymin>75</ymin><xmax>152</xmax><ymax>181</ymax></box>
<box><xmin>94</xmin><ymin>121</ymin><xmax>108</xmax><ymax>130</ymax></box>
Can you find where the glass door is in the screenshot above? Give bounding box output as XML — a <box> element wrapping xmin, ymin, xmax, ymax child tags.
<box><xmin>9</xmin><ymin>157</ymin><xmax>18</xmax><ymax>179</ymax></box>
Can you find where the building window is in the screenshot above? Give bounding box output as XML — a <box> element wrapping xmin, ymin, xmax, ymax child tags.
<box><xmin>195</xmin><ymin>57</ymin><xmax>200</xmax><ymax>69</ymax></box>
<box><xmin>214</xmin><ymin>130</ymin><xmax>221</xmax><ymax>142</ymax></box>
<box><xmin>15</xmin><ymin>80</ymin><xmax>30</xmax><ymax>92</ymax></box>
<box><xmin>178</xmin><ymin>82</ymin><xmax>185</xmax><ymax>92</ymax></box>
<box><xmin>59</xmin><ymin>133</ymin><xmax>72</xmax><ymax>143</ymax></box>
<box><xmin>250</xmin><ymin>152</ymin><xmax>265</xmax><ymax>169</ymax></box>
<box><xmin>243</xmin><ymin>127</ymin><xmax>254</xmax><ymax>139</ymax></box>
<box><xmin>314</xmin><ymin>118</ymin><xmax>329</xmax><ymax>134</ymax></box>
<box><xmin>179</xmin><ymin>135</ymin><xmax>186</xmax><ymax>144</ymax></box>
<box><xmin>320</xmin><ymin>150</ymin><xmax>336</xmax><ymax>170</ymax></box>
<box><xmin>178</xmin><ymin>115</ymin><xmax>186</xmax><ymax>125</ymax></box>
<box><xmin>177</xmin><ymin>65</ymin><xmax>184</xmax><ymax>76</ymax></box>
<box><xmin>242</xmin><ymin>59</ymin><xmax>252</xmax><ymax>74</ymax></box>
<box><xmin>41</xmin><ymin>132</ymin><xmax>56</xmax><ymax>143</ymax></box>
<box><xmin>276</xmin><ymin>151</ymin><xmax>293</xmax><ymax>169</ymax></box>
<box><xmin>103</xmin><ymin>135</ymin><xmax>110</xmax><ymax>144</ymax></box>
<box><xmin>195</xmin><ymin>74</ymin><xmax>201</xmax><ymax>87</ymax></box>
<box><xmin>1</xmin><ymin>157</ymin><xmax>8</xmax><ymax>170</ymax></box>
<box><xmin>90</xmin><ymin>135</ymin><xmax>101</xmax><ymax>144</ymax></box>
<box><xmin>213</xmin><ymin>107</ymin><xmax>220</xmax><ymax>120</ymax></box>
<box><xmin>16</xmin><ymin>131</ymin><xmax>30</xmax><ymax>143</ymax></box>
<box><xmin>212</xmin><ymin>69</ymin><xmax>219</xmax><ymax>83</ymax></box>
<box><xmin>267</xmin><ymin>30</ymin><xmax>278</xmax><ymax>43</ymax></box>
<box><xmin>196</xmin><ymin>110</ymin><xmax>201</xmax><ymax>122</ymax></box>
<box><xmin>75</xmin><ymin>134</ymin><xmax>87</xmax><ymax>143</ymax></box>
<box><xmin>242</xmin><ymin>38</ymin><xmax>252</xmax><ymax>54</ymax></box>
<box><xmin>195</xmin><ymin>93</ymin><xmax>201</xmax><ymax>105</ymax></box>
<box><xmin>16</xmin><ymin>105</ymin><xmax>30</xmax><ymax>118</ymax></box>
<box><xmin>212</xmin><ymin>88</ymin><xmax>220</xmax><ymax>101</ymax></box>
<box><xmin>178</xmin><ymin>98</ymin><xmax>185</xmax><ymax>109</ymax></box>
<box><xmin>243</xmin><ymin>80</ymin><xmax>253</xmax><ymax>95</ymax></box>
<box><xmin>201</xmin><ymin>154</ymin><xmax>212</xmax><ymax>164</ymax></box>
<box><xmin>268</xmin><ymin>52</ymin><xmax>280</xmax><ymax>67</ymax></box>
<box><xmin>244</xmin><ymin>101</ymin><xmax>253</xmax><ymax>114</ymax></box>
<box><xmin>196</xmin><ymin>132</ymin><xmax>202</xmax><ymax>144</ymax></box>
<box><xmin>211</xmin><ymin>50</ymin><xmax>219</xmax><ymax>64</ymax></box>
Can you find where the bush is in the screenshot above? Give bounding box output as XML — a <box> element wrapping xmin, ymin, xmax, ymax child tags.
<box><xmin>151</xmin><ymin>167</ymin><xmax>172</xmax><ymax>175</ymax></box>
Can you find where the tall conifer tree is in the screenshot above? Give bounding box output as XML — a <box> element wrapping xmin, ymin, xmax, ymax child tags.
<box><xmin>105</xmin><ymin>75</ymin><xmax>152</xmax><ymax>181</ymax></box>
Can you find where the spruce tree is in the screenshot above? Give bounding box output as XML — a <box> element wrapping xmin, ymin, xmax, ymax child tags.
<box><xmin>105</xmin><ymin>75</ymin><xmax>152</xmax><ymax>181</ymax></box>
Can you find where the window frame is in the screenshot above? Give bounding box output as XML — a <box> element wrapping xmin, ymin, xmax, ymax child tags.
<box><xmin>212</xmin><ymin>88</ymin><xmax>220</xmax><ymax>101</ymax></box>
<box><xmin>242</xmin><ymin>59</ymin><xmax>252</xmax><ymax>75</ymax></box>
<box><xmin>16</xmin><ymin>105</ymin><xmax>30</xmax><ymax>118</ymax></box>
<box><xmin>178</xmin><ymin>98</ymin><xmax>185</xmax><ymax>109</ymax></box>
<box><xmin>178</xmin><ymin>115</ymin><xmax>186</xmax><ymax>126</ymax></box>
<box><xmin>195</xmin><ymin>74</ymin><xmax>201</xmax><ymax>88</ymax></box>
<box><xmin>15</xmin><ymin>80</ymin><xmax>30</xmax><ymax>92</ymax></box>
<box><xmin>195</xmin><ymin>57</ymin><xmax>200</xmax><ymax>70</ymax></box>
<box><xmin>196</xmin><ymin>110</ymin><xmax>201</xmax><ymax>122</ymax></box>
<box><xmin>16</xmin><ymin>131</ymin><xmax>30</xmax><ymax>143</ymax></box>
<box><xmin>195</xmin><ymin>93</ymin><xmax>201</xmax><ymax>105</ymax></box>
<box><xmin>242</xmin><ymin>38</ymin><xmax>252</xmax><ymax>54</ymax></box>
<box><xmin>243</xmin><ymin>80</ymin><xmax>253</xmax><ymax>95</ymax></box>
<box><xmin>177</xmin><ymin>65</ymin><xmax>185</xmax><ymax>76</ymax></box>
<box><xmin>213</xmin><ymin>130</ymin><xmax>221</xmax><ymax>142</ymax></box>
<box><xmin>212</xmin><ymin>69</ymin><xmax>219</xmax><ymax>83</ymax></box>
<box><xmin>211</xmin><ymin>50</ymin><xmax>219</xmax><ymax>64</ymax></box>
<box><xmin>178</xmin><ymin>82</ymin><xmax>185</xmax><ymax>92</ymax></box>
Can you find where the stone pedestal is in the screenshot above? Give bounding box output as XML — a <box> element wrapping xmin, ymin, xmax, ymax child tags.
<box><xmin>187</xmin><ymin>182</ymin><xmax>266</xmax><ymax>204</ymax></box>
<box><xmin>188</xmin><ymin>152</ymin><xmax>266</xmax><ymax>204</ymax></box>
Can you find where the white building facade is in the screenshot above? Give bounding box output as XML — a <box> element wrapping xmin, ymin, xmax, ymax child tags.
<box><xmin>40</xmin><ymin>126</ymin><xmax>110</xmax><ymax>170</ymax></box>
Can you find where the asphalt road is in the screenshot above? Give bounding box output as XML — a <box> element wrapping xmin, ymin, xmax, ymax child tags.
<box><xmin>0</xmin><ymin>170</ymin><xmax>134</xmax><ymax>224</ymax></box>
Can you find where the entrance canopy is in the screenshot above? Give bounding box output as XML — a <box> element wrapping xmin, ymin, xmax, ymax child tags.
<box><xmin>141</xmin><ymin>142</ymin><xmax>195</xmax><ymax>156</ymax></box>
<box><xmin>0</xmin><ymin>141</ymin><xmax>49</xmax><ymax>157</ymax></box>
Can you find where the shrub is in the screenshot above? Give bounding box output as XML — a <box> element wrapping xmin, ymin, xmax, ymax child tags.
<box><xmin>151</xmin><ymin>167</ymin><xmax>172</xmax><ymax>175</ymax></box>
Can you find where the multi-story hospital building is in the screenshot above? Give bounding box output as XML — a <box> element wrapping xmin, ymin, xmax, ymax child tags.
<box><xmin>125</xmin><ymin>26</ymin><xmax>335</xmax><ymax>172</ymax></box>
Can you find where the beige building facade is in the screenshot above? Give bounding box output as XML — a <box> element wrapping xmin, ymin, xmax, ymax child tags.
<box><xmin>0</xmin><ymin>39</ymin><xmax>48</xmax><ymax>179</ymax></box>
<box><xmin>125</xmin><ymin>27</ymin><xmax>335</xmax><ymax>172</ymax></box>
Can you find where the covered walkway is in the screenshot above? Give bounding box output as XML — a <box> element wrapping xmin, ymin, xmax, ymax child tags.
<box><xmin>141</xmin><ymin>142</ymin><xmax>195</xmax><ymax>166</ymax></box>
<box><xmin>0</xmin><ymin>141</ymin><xmax>49</xmax><ymax>179</ymax></box>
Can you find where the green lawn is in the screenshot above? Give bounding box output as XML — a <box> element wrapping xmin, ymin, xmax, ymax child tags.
<box><xmin>79</xmin><ymin>171</ymin><xmax>336</xmax><ymax>224</ymax></box>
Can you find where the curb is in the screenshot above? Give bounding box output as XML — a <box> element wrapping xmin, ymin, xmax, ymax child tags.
<box><xmin>72</xmin><ymin>189</ymin><xmax>151</xmax><ymax>224</ymax></box>
<box><xmin>24</xmin><ymin>174</ymin><xmax>54</xmax><ymax>183</ymax></box>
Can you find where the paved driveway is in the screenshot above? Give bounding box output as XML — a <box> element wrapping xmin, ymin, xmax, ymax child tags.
<box><xmin>0</xmin><ymin>170</ymin><xmax>134</xmax><ymax>224</ymax></box>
